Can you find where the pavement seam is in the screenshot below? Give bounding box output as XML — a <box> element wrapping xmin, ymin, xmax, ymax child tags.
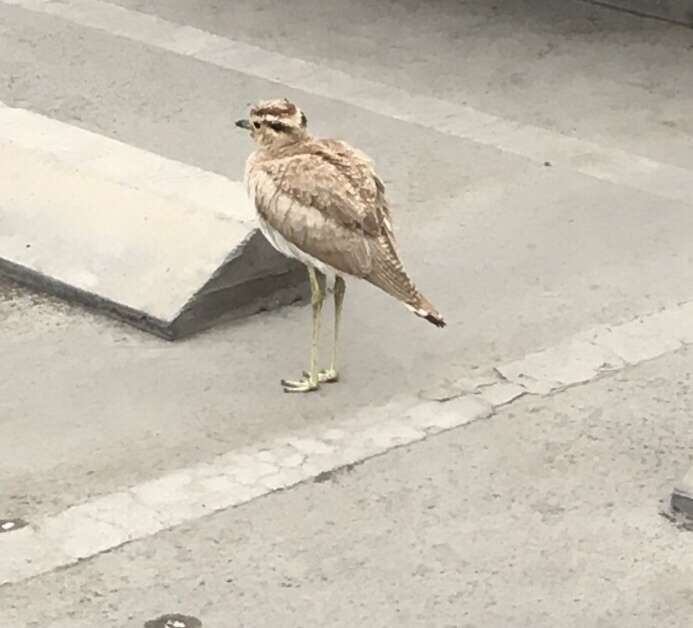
<box><xmin>2</xmin><ymin>300</ymin><xmax>693</xmax><ymax>587</ymax></box>
<box><xmin>577</xmin><ymin>0</ymin><xmax>693</xmax><ymax>29</ymax></box>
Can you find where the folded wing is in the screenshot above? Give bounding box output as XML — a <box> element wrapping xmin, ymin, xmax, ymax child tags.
<box><xmin>249</xmin><ymin>140</ymin><xmax>427</xmax><ymax>310</ymax></box>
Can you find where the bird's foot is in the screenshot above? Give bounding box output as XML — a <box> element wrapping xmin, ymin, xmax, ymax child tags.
<box><xmin>303</xmin><ymin>368</ymin><xmax>339</xmax><ymax>383</ymax></box>
<box><xmin>281</xmin><ymin>375</ymin><xmax>320</xmax><ymax>393</ymax></box>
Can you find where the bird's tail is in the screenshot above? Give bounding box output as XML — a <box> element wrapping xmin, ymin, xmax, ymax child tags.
<box><xmin>368</xmin><ymin>238</ymin><xmax>446</xmax><ymax>328</ymax></box>
<box><xmin>406</xmin><ymin>293</ymin><xmax>446</xmax><ymax>328</ymax></box>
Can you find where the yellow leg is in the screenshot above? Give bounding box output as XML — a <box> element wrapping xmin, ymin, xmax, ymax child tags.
<box><xmin>282</xmin><ymin>266</ymin><xmax>325</xmax><ymax>393</ymax></box>
<box><xmin>303</xmin><ymin>275</ymin><xmax>345</xmax><ymax>383</ymax></box>
<box><xmin>323</xmin><ymin>275</ymin><xmax>345</xmax><ymax>382</ymax></box>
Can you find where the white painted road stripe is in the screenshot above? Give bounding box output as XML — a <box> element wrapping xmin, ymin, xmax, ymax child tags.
<box><xmin>4</xmin><ymin>0</ymin><xmax>693</xmax><ymax>207</ymax></box>
<box><xmin>3</xmin><ymin>301</ymin><xmax>693</xmax><ymax>585</ymax></box>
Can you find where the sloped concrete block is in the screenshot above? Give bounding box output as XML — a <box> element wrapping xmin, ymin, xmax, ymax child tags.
<box><xmin>0</xmin><ymin>105</ymin><xmax>307</xmax><ymax>338</ymax></box>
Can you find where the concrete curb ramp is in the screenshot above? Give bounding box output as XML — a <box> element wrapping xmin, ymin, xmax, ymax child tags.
<box><xmin>0</xmin><ymin>104</ymin><xmax>307</xmax><ymax>339</ymax></box>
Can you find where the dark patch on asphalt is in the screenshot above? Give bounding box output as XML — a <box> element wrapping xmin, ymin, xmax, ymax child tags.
<box><xmin>0</xmin><ymin>518</ymin><xmax>29</xmax><ymax>533</ymax></box>
<box><xmin>314</xmin><ymin>462</ymin><xmax>358</xmax><ymax>483</ymax></box>
<box><xmin>659</xmin><ymin>498</ymin><xmax>693</xmax><ymax>532</ymax></box>
<box><xmin>0</xmin><ymin>276</ymin><xmax>24</xmax><ymax>302</ymax></box>
<box><xmin>144</xmin><ymin>613</ymin><xmax>202</xmax><ymax>628</ymax></box>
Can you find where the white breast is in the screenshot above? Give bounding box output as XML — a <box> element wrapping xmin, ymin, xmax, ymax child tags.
<box><xmin>257</xmin><ymin>215</ymin><xmax>337</xmax><ymax>279</ymax></box>
<box><xmin>245</xmin><ymin>157</ymin><xmax>338</xmax><ymax>279</ymax></box>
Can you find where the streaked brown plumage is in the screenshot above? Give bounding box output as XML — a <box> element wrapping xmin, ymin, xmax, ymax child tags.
<box><xmin>236</xmin><ymin>98</ymin><xmax>444</xmax><ymax>392</ymax></box>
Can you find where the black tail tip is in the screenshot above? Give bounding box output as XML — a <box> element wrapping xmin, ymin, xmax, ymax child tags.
<box><xmin>425</xmin><ymin>313</ymin><xmax>446</xmax><ymax>328</ymax></box>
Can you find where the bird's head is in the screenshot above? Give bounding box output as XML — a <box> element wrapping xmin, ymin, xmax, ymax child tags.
<box><xmin>235</xmin><ymin>98</ymin><xmax>308</xmax><ymax>148</ymax></box>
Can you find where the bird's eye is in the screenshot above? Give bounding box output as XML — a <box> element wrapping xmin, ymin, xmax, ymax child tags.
<box><xmin>253</xmin><ymin>121</ymin><xmax>261</xmax><ymax>129</ymax></box>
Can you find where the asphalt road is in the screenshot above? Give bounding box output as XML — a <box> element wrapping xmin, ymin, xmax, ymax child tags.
<box><xmin>1</xmin><ymin>0</ymin><xmax>692</xmax><ymax>626</ymax></box>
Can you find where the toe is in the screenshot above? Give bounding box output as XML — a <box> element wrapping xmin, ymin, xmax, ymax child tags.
<box><xmin>302</xmin><ymin>370</ymin><xmax>339</xmax><ymax>383</ymax></box>
<box><xmin>281</xmin><ymin>377</ymin><xmax>319</xmax><ymax>393</ymax></box>
<box><xmin>316</xmin><ymin>369</ymin><xmax>338</xmax><ymax>383</ymax></box>
<box><xmin>321</xmin><ymin>369</ymin><xmax>339</xmax><ymax>383</ymax></box>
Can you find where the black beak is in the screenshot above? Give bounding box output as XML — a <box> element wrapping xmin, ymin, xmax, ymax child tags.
<box><xmin>235</xmin><ymin>119</ymin><xmax>251</xmax><ymax>130</ymax></box>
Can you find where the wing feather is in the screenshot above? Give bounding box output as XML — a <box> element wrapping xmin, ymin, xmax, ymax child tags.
<box><xmin>249</xmin><ymin>160</ymin><xmax>373</xmax><ymax>277</ymax></box>
<box><xmin>248</xmin><ymin>141</ymin><xmax>394</xmax><ymax>276</ymax></box>
<box><xmin>245</xmin><ymin>136</ymin><xmax>443</xmax><ymax>324</ymax></box>
<box><xmin>247</xmin><ymin>139</ymin><xmax>419</xmax><ymax>304</ymax></box>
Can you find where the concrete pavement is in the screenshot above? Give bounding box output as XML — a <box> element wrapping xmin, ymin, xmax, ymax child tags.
<box><xmin>1</xmin><ymin>0</ymin><xmax>693</xmax><ymax>625</ymax></box>
<box><xmin>2</xmin><ymin>0</ymin><xmax>693</xmax><ymax>517</ymax></box>
<box><xmin>5</xmin><ymin>297</ymin><xmax>693</xmax><ymax>587</ymax></box>
<box><xmin>2</xmin><ymin>348</ymin><xmax>692</xmax><ymax>627</ymax></box>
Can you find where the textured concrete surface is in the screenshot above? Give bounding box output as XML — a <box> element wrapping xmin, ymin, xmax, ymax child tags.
<box><xmin>1</xmin><ymin>0</ymin><xmax>693</xmax><ymax>625</ymax></box>
<box><xmin>5</xmin><ymin>300</ymin><xmax>693</xmax><ymax>586</ymax></box>
<box><xmin>1</xmin><ymin>350</ymin><xmax>692</xmax><ymax>627</ymax></box>
<box><xmin>3</xmin><ymin>0</ymin><xmax>692</xmax><ymax>514</ymax></box>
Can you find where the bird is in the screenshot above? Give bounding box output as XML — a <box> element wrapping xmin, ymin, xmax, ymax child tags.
<box><xmin>236</xmin><ymin>98</ymin><xmax>445</xmax><ymax>393</ymax></box>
